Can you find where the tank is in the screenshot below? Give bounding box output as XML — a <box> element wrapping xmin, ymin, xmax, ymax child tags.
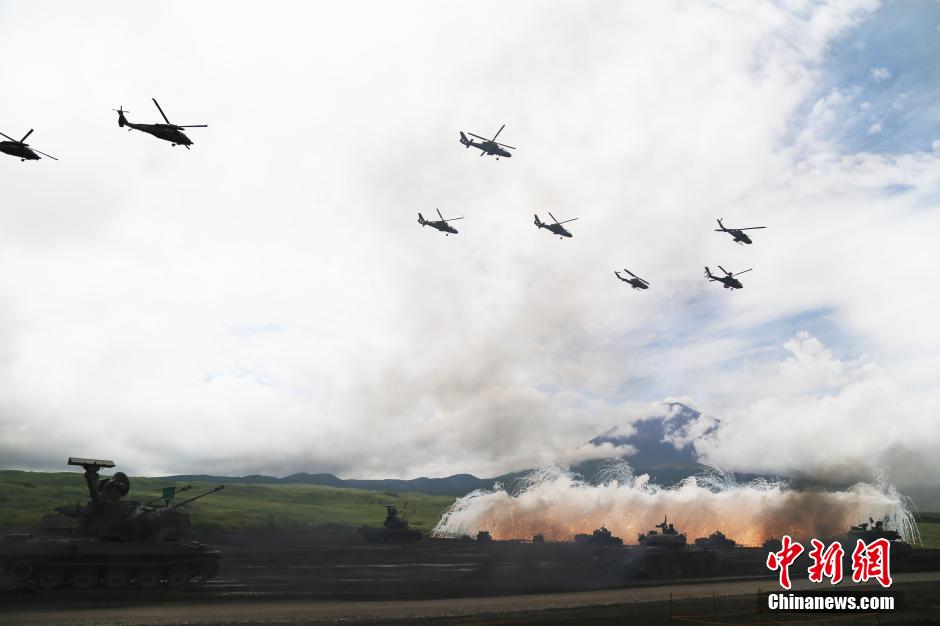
<box><xmin>694</xmin><ymin>530</ymin><xmax>737</xmax><ymax>550</ymax></box>
<box><xmin>630</xmin><ymin>517</ymin><xmax>717</xmax><ymax>578</ymax></box>
<box><xmin>359</xmin><ymin>505</ymin><xmax>422</xmax><ymax>543</ymax></box>
<box><xmin>574</xmin><ymin>526</ymin><xmax>624</xmax><ymax>547</ymax></box>
<box><xmin>476</xmin><ymin>530</ymin><xmax>492</xmax><ymax>542</ymax></box>
<box><xmin>0</xmin><ymin>457</ymin><xmax>224</xmax><ymax>591</ymax></box>
<box><xmin>834</xmin><ymin>518</ymin><xmax>911</xmax><ymax>557</ymax></box>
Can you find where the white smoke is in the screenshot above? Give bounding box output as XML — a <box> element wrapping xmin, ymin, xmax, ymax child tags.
<box><xmin>433</xmin><ymin>465</ymin><xmax>918</xmax><ymax>547</ymax></box>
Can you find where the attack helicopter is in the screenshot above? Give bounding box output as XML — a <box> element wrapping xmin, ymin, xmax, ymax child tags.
<box><xmin>459</xmin><ymin>124</ymin><xmax>515</xmax><ymax>159</ymax></box>
<box><xmin>534</xmin><ymin>212</ymin><xmax>577</xmax><ymax>239</ymax></box>
<box><xmin>114</xmin><ymin>98</ymin><xmax>207</xmax><ymax>149</ymax></box>
<box><xmin>705</xmin><ymin>266</ymin><xmax>752</xmax><ymax>290</ymax></box>
<box><xmin>714</xmin><ymin>219</ymin><xmax>766</xmax><ymax>245</ymax></box>
<box><xmin>418</xmin><ymin>209</ymin><xmax>463</xmax><ymax>236</ymax></box>
<box><xmin>0</xmin><ymin>129</ymin><xmax>57</xmax><ymax>162</ymax></box>
<box><xmin>615</xmin><ymin>269</ymin><xmax>649</xmax><ymax>289</ymax></box>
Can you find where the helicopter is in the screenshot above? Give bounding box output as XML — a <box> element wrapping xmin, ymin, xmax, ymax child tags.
<box><xmin>418</xmin><ymin>209</ymin><xmax>463</xmax><ymax>236</ymax></box>
<box><xmin>705</xmin><ymin>266</ymin><xmax>752</xmax><ymax>290</ymax></box>
<box><xmin>459</xmin><ymin>124</ymin><xmax>515</xmax><ymax>159</ymax></box>
<box><xmin>714</xmin><ymin>218</ymin><xmax>766</xmax><ymax>245</ymax></box>
<box><xmin>534</xmin><ymin>212</ymin><xmax>577</xmax><ymax>239</ymax></box>
<box><xmin>114</xmin><ymin>98</ymin><xmax>207</xmax><ymax>149</ymax></box>
<box><xmin>0</xmin><ymin>129</ymin><xmax>57</xmax><ymax>162</ymax></box>
<box><xmin>614</xmin><ymin>269</ymin><xmax>649</xmax><ymax>289</ymax></box>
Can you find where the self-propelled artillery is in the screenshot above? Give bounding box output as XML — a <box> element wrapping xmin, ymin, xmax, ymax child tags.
<box><xmin>1</xmin><ymin>457</ymin><xmax>224</xmax><ymax>591</ymax></box>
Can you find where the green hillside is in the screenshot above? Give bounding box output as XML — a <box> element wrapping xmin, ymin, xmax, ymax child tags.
<box><xmin>0</xmin><ymin>470</ymin><xmax>455</xmax><ymax>532</ymax></box>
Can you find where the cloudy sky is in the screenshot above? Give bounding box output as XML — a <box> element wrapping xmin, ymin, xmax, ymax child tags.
<box><xmin>1</xmin><ymin>1</ymin><xmax>938</xmax><ymax>492</ymax></box>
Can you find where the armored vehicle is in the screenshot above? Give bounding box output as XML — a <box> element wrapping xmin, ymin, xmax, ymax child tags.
<box><xmin>0</xmin><ymin>457</ymin><xmax>223</xmax><ymax>591</ymax></box>
<box><xmin>630</xmin><ymin>517</ymin><xmax>717</xmax><ymax>577</ymax></box>
<box><xmin>694</xmin><ymin>530</ymin><xmax>737</xmax><ymax>550</ymax></box>
<box><xmin>575</xmin><ymin>526</ymin><xmax>624</xmax><ymax>547</ymax></box>
<box><xmin>476</xmin><ymin>530</ymin><xmax>492</xmax><ymax>542</ymax></box>
<box><xmin>835</xmin><ymin>518</ymin><xmax>911</xmax><ymax>557</ymax></box>
<box><xmin>360</xmin><ymin>505</ymin><xmax>422</xmax><ymax>543</ymax></box>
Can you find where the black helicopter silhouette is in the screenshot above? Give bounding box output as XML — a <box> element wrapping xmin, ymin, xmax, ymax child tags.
<box><xmin>459</xmin><ymin>124</ymin><xmax>515</xmax><ymax>159</ymax></box>
<box><xmin>115</xmin><ymin>98</ymin><xmax>207</xmax><ymax>149</ymax></box>
<box><xmin>705</xmin><ymin>266</ymin><xmax>752</xmax><ymax>290</ymax></box>
<box><xmin>714</xmin><ymin>218</ymin><xmax>766</xmax><ymax>244</ymax></box>
<box><xmin>534</xmin><ymin>212</ymin><xmax>577</xmax><ymax>239</ymax></box>
<box><xmin>615</xmin><ymin>269</ymin><xmax>649</xmax><ymax>289</ymax></box>
<box><xmin>418</xmin><ymin>208</ymin><xmax>463</xmax><ymax>236</ymax></box>
<box><xmin>0</xmin><ymin>129</ymin><xmax>57</xmax><ymax>162</ymax></box>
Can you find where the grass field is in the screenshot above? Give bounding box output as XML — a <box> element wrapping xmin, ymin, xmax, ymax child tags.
<box><xmin>3</xmin><ymin>469</ymin><xmax>940</xmax><ymax>546</ymax></box>
<box><xmin>0</xmin><ymin>470</ymin><xmax>456</xmax><ymax>532</ymax></box>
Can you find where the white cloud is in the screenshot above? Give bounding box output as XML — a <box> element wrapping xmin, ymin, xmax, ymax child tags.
<box><xmin>867</xmin><ymin>122</ymin><xmax>883</xmax><ymax>134</ymax></box>
<box><xmin>4</xmin><ymin>0</ymin><xmax>938</xmax><ymax>494</ymax></box>
<box><xmin>859</xmin><ymin>101</ymin><xmax>871</xmax><ymax>110</ymax></box>
<box><xmin>932</xmin><ymin>140</ymin><xmax>940</xmax><ymax>152</ymax></box>
<box><xmin>695</xmin><ymin>333</ymin><xmax>940</xmax><ymax>489</ymax></box>
<box><xmin>870</xmin><ymin>66</ymin><xmax>892</xmax><ymax>81</ymax></box>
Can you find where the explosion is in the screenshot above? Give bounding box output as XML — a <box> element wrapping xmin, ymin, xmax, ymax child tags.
<box><xmin>432</xmin><ymin>465</ymin><xmax>919</xmax><ymax>546</ymax></box>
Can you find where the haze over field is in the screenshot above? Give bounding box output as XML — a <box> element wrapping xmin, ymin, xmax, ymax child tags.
<box><xmin>1</xmin><ymin>1</ymin><xmax>939</xmax><ymax>503</ymax></box>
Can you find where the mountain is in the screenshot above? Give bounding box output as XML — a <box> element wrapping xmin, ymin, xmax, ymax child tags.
<box><xmin>164</xmin><ymin>402</ymin><xmax>717</xmax><ymax>496</ymax></box>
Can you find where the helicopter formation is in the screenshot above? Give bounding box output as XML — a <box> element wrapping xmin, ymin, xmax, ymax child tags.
<box><xmin>3</xmin><ymin>109</ymin><xmax>765</xmax><ymax>291</ymax></box>
<box><xmin>1</xmin><ymin>97</ymin><xmax>205</xmax><ymax>162</ymax></box>
<box><xmin>425</xmin><ymin>125</ymin><xmax>769</xmax><ymax>291</ymax></box>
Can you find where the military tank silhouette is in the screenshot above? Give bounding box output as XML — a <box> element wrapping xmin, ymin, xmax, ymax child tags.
<box><xmin>835</xmin><ymin>517</ymin><xmax>911</xmax><ymax>557</ymax></box>
<box><xmin>476</xmin><ymin>530</ymin><xmax>493</xmax><ymax>542</ymax></box>
<box><xmin>694</xmin><ymin>530</ymin><xmax>737</xmax><ymax>550</ymax></box>
<box><xmin>631</xmin><ymin>516</ymin><xmax>717</xmax><ymax>577</ymax></box>
<box><xmin>575</xmin><ymin>526</ymin><xmax>624</xmax><ymax>547</ymax></box>
<box><xmin>359</xmin><ymin>505</ymin><xmax>422</xmax><ymax>543</ymax></box>
<box><xmin>0</xmin><ymin>457</ymin><xmax>224</xmax><ymax>591</ymax></box>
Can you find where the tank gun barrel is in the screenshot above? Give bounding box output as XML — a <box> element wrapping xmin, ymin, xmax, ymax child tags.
<box><xmin>163</xmin><ymin>485</ymin><xmax>225</xmax><ymax>513</ymax></box>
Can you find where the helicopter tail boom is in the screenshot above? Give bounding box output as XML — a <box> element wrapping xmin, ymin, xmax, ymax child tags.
<box><xmin>418</xmin><ymin>212</ymin><xmax>426</xmax><ymax>225</ymax></box>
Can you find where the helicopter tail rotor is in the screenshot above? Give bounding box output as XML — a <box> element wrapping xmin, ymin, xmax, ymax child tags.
<box><xmin>113</xmin><ymin>107</ymin><xmax>129</xmax><ymax>127</ymax></box>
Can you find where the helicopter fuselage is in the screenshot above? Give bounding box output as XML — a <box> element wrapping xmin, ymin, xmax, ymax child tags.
<box><xmin>124</xmin><ymin>121</ymin><xmax>193</xmax><ymax>146</ymax></box>
<box><xmin>540</xmin><ymin>223</ymin><xmax>572</xmax><ymax>238</ymax></box>
<box><xmin>0</xmin><ymin>141</ymin><xmax>40</xmax><ymax>161</ymax></box>
<box><xmin>424</xmin><ymin>220</ymin><xmax>458</xmax><ymax>235</ymax></box>
<box><xmin>628</xmin><ymin>279</ymin><xmax>649</xmax><ymax>289</ymax></box>
<box><xmin>728</xmin><ymin>230</ymin><xmax>752</xmax><ymax>244</ymax></box>
<box><xmin>459</xmin><ymin>135</ymin><xmax>512</xmax><ymax>159</ymax></box>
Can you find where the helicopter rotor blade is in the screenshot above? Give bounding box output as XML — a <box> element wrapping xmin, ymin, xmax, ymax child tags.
<box><xmin>32</xmin><ymin>148</ymin><xmax>58</xmax><ymax>161</ymax></box>
<box><xmin>177</xmin><ymin>124</ymin><xmax>208</xmax><ymax>128</ymax></box>
<box><xmin>718</xmin><ymin>265</ymin><xmax>731</xmax><ymax>275</ymax></box>
<box><xmin>737</xmin><ymin>226</ymin><xmax>766</xmax><ymax>230</ymax></box>
<box><xmin>435</xmin><ymin>208</ymin><xmax>445</xmax><ymax>221</ymax></box>
<box><xmin>152</xmin><ymin>98</ymin><xmax>172</xmax><ymax>124</ymax></box>
<box><xmin>467</xmin><ymin>133</ymin><xmax>488</xmax><ymax>141</ymax></box>
<box><xmin>548</xmin><ymin>211</ymin><xmax>559</xmax><ymax>224</ymax></box>
<box><xmin>496</xmin><ymin>142</ymin><xmax>516</xmax><ymax>149</ymax></box>
<box><xmin>0</xmin><ymin>131</ymin><xmax>17</xmax><ymax>142</ymax></box>
<box><xmin>733</xmin><ymin>268</ymin><xmax>753</xmax><ymax>277</ymax></box>
<box><xmin>556</xmin><ymin>218</ymin><xmax>578</xmax><ymax>225</ymax></box>
<box><xmin>20</xmin><ymin>129</ymin><xmax>34</xmax><ymax>143</ymax></box>
<box><xmin>625</xmin><ymin>269</ymin><xmax>638</xmax><ymax>279</ymax></box>
<box><xmin>491</xmin><ymin>124</ymin><xmax>505</xmax><ymax>141</ymax></box>
<box><xmin>443</xmin><ymin>217</ymin><xmax>464</xmax><ymax>222</ymax></box>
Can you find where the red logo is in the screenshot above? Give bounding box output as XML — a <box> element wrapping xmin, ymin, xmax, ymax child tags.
<box><xmin>807</xmin><ymin>539</ymin><xmax>844</xmax><ymax>584</ymax></box>
<box><xmin>766</xmin><ymin>535</ymin><xmax>804</xmax><ymax>590</ymax></box>
<box><xmin>851</xmin><ymin>538</ymin><xmax>892</xmax><ymax>588</ymax></box>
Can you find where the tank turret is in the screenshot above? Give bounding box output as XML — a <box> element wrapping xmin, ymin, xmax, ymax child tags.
<box><xmin>638</xmin><ymin>516</ymin><xmax>687</xmax><ymax>548</ymax></box>
<box><xmin>359</xmin><ymin>504</ymin><xmax>422</xmax><ymax>543</ymax></box>
<box><xmin>694</xmin><ymin>530</ymin><xmax>737</xmax><ymax>550</ymax></box>
<box><xmin>1</xmin><ymin>457</ymin><xmax>224</xmax><ymax>591</ymax></box>
<box><xmin>575</xmin><ymin>525</ymin><xmax>623</xmax><ymax>547</ymax></box>
<box><xmin>835</xmin><ymin>516</ymin><xmax>911</xmax><ymax>557</ymax></box>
